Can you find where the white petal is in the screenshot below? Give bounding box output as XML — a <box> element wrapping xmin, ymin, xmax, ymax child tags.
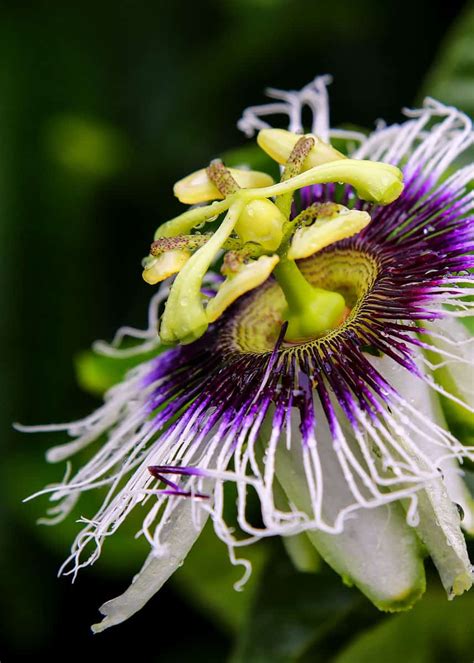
<box><xmin>423</xmin><ymin>317</ymin><xmax>474</xmax><ymax>416</ymax></box>
<box><xmin>91</xmin><ymin>499</ymin><xmax>208</xmax><ymax>633</ymax></box>
<box><xmin>370</xmin><ymin>353</ymin><xmax>473</xmax><ymax>596</ymax></box>
<box><xmin>275</xmin><ymin>403</ymin><xmax>426</xmax><ymax>611</ymax></box>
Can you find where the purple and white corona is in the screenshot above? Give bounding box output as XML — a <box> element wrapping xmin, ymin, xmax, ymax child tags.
<box><xmin>23</xmin><ymin>77</ymin><xmax>474</xmax><ymax>632</ymax></box>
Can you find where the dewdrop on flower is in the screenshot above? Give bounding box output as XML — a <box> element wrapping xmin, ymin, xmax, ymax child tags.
<box><xmin>20</xmin><ymin>76</ymin><xmax>474</xmax><ymax>633</ymax></box>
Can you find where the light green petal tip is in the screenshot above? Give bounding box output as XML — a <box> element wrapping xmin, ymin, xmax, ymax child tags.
<box><xmin>305</xmin><ymin>509</ymin><xmax>426</xmax><ymax>612</ymax></box>
<box><xmin>372</xmin><ymin>574</ymin><xmax>427</xmax><ymax>613</ymax></box>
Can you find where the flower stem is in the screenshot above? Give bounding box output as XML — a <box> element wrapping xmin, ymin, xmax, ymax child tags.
<box><xmin>273</xmin><ymin>259</ymin><xmax>346</xmax><ymax>341</ymax></box>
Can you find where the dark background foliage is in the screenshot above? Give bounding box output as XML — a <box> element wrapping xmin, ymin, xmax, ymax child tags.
<box><xmin>1</xmin><ymin>0</ymin><xmax>473</xmax><ymax>661</ymax></box>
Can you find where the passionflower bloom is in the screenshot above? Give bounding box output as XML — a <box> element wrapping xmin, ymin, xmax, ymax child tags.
<box><xmin>23</xmin><ymin>77</ymin><xmax>474</xmax><ymax>632</ymax></box>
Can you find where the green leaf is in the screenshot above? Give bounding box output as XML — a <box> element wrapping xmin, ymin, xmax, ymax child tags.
<box><xmin>230</xmin><ymin>544</ymin><xmax>372</xmax><ymax>663</ymax></box>
<box><xmin>8</xmin><ymin>448</ymin><xmax>151</xmax><ymax>576</ymax></box>
<box><xmin>333</xmin><ymin>587</ymin><xmax>474</xmax><ymax>663</ymax></box>
<box><xmin>172</xmin><ymin>520</ymin><xmax>270</xmax><ymax>634</ymax></box>
<box><xmin>75</xmin><ymin>347</ymin><xmax>162</xmax><ymax>396</ymax></box>
<box><xmin>421</xmin><ymin>2</ymin><xmax>474</xmax><ymax>117</ymax></box>
<box><xmin>45</xmin><ymin>114</ymin><xmax>129</xmax><ymax>180</ymax></box>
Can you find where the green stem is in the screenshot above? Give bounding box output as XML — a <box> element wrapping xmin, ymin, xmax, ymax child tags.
<box><xmin>274</xmin><ymin>259</ymin><xmax>346</xmax><ymax>341</ymax></box>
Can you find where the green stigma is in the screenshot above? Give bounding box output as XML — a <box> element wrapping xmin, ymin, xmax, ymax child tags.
<box><xmin>142</xmin><ymin>129</ymin><xmax>404</xmax><ymax>345</ymax></box>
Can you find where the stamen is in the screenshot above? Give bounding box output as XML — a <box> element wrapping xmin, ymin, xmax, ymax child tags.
<box><xmin>206</xmin><ymin>254</ymin><xmax>279</xmax><ymax>322</ymax></box>
<box><xmin>142</xmin><ymin>249</ymin><xmax>190</xmax><ymax>285</ymax></box>
<box><xmin>206</xmin><ymin>159</ymin><xmax>240</xmax><ymax>197</ymax></box>
<box><xmin>158</xmin><ymin>157</ymin><xmax>402</xmax><ymax>241</ymax></box>
<box><xmin>173</xmin><ymin>165</ymin><xmax>273</xmax><ymax>204</ymax></box>
<box><xmin>149</xmin><ymin>235</ymin><xmax>211</xmax><ymax>255</ymax></box>
<box><xmin>159</xmin><ymin>199</ymin><xmax>244</xmax><ymax>344</ymax></box>
<box><xmin>258</xmin><ymin>128</ymin><xmax>345</xmax><ymax>169</ymax></box>
<box><xmin>281</xmin><ymin>135</ymin><xmax>317</xmax><ymax>180</ymax></box>
<box><xmin>288</xmin><ymin>204</ymin><xmax>371</xmax><ymax>260</ymax></box>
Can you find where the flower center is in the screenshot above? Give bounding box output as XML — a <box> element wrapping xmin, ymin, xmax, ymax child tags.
<box><xmin>142</xmin><ymin>128</ymin><xmax>403</xmax><ymax>346</ymax></box>
<box><xmin>222</xmin><ymin>248</ymin><xmax>379</xmax><ymax>354</ymax></box>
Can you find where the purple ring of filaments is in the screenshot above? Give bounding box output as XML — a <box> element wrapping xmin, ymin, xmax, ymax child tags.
<box><xmin>143</xmin><ymin>166</ymin><xmax>473</xmax><ymax>498</ymax></box>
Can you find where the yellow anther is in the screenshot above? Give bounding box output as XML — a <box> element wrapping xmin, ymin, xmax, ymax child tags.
<box><xmin>257</xmin><ymin>128</ymin><xmax>345</xmax><ymax>170</ymax></box>
<box><xmin>142</xmin><ymin>249</ymin><xmax>191</xmax><ymax>285</ymax></box>
<box><xmin>235</xmin><ymin>199</ymin><xmax>285</xmax><ymax>252</ymax></box>
<box><xmin>174</xmin><ymin>167</ymin><xmax>274</xmax><ymax>205</ymax></box>
<box><xmin>288</xmin><ymin>205</ymin><xmax>371</xmax><ymax>260</ymax></box>
<box><xmin>206</xmin><ymin>254</ymin><xmax>280</xmax><ymax>323</ymax></box>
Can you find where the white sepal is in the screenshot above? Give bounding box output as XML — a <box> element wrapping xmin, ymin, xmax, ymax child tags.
<box><xmin>370</xmin><ymin>353</ymin><xmax>474</xmax><ymax>596</ymax></box>
<box><xmin>92</xmin><ymin>498</ymin><xmax>208</xmax><ymax>633</ymax></box>
<box><xmin>275</xmin><ymin>402</ymin><xmax>426</xmax><ymax>611</ymax></box>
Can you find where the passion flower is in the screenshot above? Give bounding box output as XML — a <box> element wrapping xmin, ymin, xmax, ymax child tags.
<box><xmin>22</xmin><ymin>76</ymin><xmax>474</xmax><ymax>632</ymax></box>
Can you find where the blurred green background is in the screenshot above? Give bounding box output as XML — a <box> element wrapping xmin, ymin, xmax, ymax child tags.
<box><xmin>1</xmin><ymin>0</ymin><xmax>474</xmax><ymax>660</ymax></box>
